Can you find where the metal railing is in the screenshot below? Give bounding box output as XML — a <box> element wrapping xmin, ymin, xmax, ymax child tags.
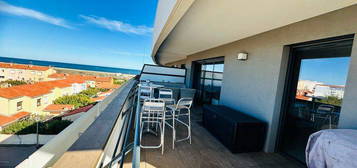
<box><xmin>50</xmin><ymin>78</ymin><xmax>139</xmax><ymax>168</ymax></box>
<box><xmin>103</xmin><ymin>78</ymin><xmax>141</xmax><ymax>168</ymax></box>
<box><xmin>102</xmin><ymin>80</ymin><xmax>139</xmax><ymax>168</ymax></box>
<box><xmin>49</xmin><ymin>65</ymin><xmax>187</xmax><ymax>167</ymax></box>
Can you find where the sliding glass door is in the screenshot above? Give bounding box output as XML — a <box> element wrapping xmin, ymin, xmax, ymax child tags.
<box><xmin>192</xmin><ymin>57</ymin><xmax>224</xmax><ymax>105</ymax></box>
<box><xmin>279</xmin><ymin>35</ymin><xmax>354</xmax><ymax>163</ymax></box>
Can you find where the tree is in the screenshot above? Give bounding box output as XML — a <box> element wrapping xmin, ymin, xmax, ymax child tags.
<box><xmin>1</xmin><ymin>119</ymin><xmax>72</xmax><ymax>134</ymax></box>
<box><xmin>54</xmin><ymin>94</ymin><xmax>92</xmax><ymax>108</ymax></box>
<box><xmin>80</xmin><ymin>88</ymin><xmax>99</xmax><ymax>97</ymax></box>
<box><xmin>79</xmin><ymin>88</ymin><xmax>110</xmax><ymax>97</ymax></box>
<box><xmin>113</xmin><ymin>78</ymin><xmax>127</xmax><ymax>85</ymax></box>
<box><xmin>317</xmin><ymin>96</ymin><xmax>342</xmax><ymax>106</ymax></box>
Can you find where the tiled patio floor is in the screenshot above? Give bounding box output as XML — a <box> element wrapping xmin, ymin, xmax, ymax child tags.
<box><xmin>124</xmin><ymin>107</ymin><xmax>304</xmax><ymax>168</ymax></box>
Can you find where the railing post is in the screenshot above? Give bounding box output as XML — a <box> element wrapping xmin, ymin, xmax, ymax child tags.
<box><xmin>132</xmin><ymin>85</ymin><xmax>141</xmax><ymax>168</ymax></box>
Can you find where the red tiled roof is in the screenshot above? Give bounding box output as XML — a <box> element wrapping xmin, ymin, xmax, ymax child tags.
<box><xmin>296</xmin><ymin>95</ymin><xmax>311</xmax><ymax>101</ymax></box>
<box><xmin>0</xmin><ymin>62</ymin><xmax>50</xmax><ymax>71</ymax></box>
<box><xmin>316</xmin><ymin>84</ymin><xmax>345</xmax><ymax>88</ymax></box>
<box><xmin>48</xmin><ymin>73</ymin><xmax>67</xmax><ymax>78</ymax></box>
<box><xmin>0</xmin><ymin>84</ymin><xmax>52</xmax><ymax>99</ymax></box>
<box><xmin>90</xmin><ymin>96</ymin><xmax>105</xmax><ymax>102</ymax></box>
<box><xmin>63</xmin><ymin>104</ymin><xmax>94</xmax><ymax>117</ymax></box>
<box><xmin>66</xmin><ymin>75</ymin><xmax>112</xmax><ymax>83</ymax></box>
<box><xmin>0</xmin><ymin>79</ymin><xmax>86</xmax><ymax>99</ymax></box>
<box><xmin>44</xmin><ymin>104</ymin><xmax>74</xmax><ymax>113</ymax></box>
<box><xmin>0</xmin><ymin>112</ymin><xmax>30</xmax><ymax>127</ymax></box>
<box><xmin>47</xmin><ymin>73</ymin><xmax>113</xmax><ymax>83</ymax></box>
<box><xmin>96</xmin><ymin>83</ymin><xmax>119</xmax><ymax>89</ymax></box>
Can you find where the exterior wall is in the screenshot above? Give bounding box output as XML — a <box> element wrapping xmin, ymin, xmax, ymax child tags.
<box><xmin>171</xmin><ymin>6</ymin><xmax>357</xmax><ymax>152</ymax></box>
<box><xmin>28</xmin><ymin>93</ymin><xmax>54</xmax><ymax>115</ymax></box>
<box><xmin>152</xmin><ymin>0</ymin><xmax>177</xmax><ymax>44</ymax></box>
<box><xmin>0</xmin><ymin>87</ymin><xmax>68</xmax><ymax>116</ymax></box>
<box><xmin>339</xmin><ymin>35</ymin><xmax>357</xmax><ymax>128</ymax></box>
<box><xmin>7</xmin><ymin>97</ymin><xmax>28</xmax><ymax>115</ymax></box>
<box><xmin>59</xmin><ymin>87</ymin><xmax>73</xmax><ymax>97</ymax></box>
<box><xmin>0</xmin><ymin>97</ymin><xmax>9</xmax><ymax>116</ymax></box>
<box><xmin>71</xmin><ymin>83</ymin><xmax>86</xmax><ymax>94</ymax></box>
<box><xmin>0</xmin><ymin>82</ymin><xmax>86</xmax><ymax>116</ymax></box>
<box><xmin>0</xmin><ymin>67</ymin><xmax>56</xmax><ymax>82</ymax></box>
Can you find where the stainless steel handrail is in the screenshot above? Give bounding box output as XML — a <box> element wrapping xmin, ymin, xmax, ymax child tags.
<box><xmin>132</xmin><ymin>85</ymin><xmax>142</xmax><ymax>168</ymax></box>
<box><xmin>102</xmin><ymin>80</ymin><xmax>141</xmax><ymax>168</ymax></box>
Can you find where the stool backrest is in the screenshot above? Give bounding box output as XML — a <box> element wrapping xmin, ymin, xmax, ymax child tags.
<box><xmin>177</xmin><ymin>98</ymin><xmax>193</xmax><ymax>109</ymax></box>
<box><xmin>180</xmin><ymin>88</ymin><xmax>196</xmax><ymax>99</ymax></box>
<box><xmin>159</xmin><ymin>88</ymin><xmax>173</xmax><ymax>99</ymax></box>
<box><xmin>143</xmin><ymin>99</ymin><xmax>165</xmax><ymax>112</ymax></box>
<box><xmin>317</xmin><ymin>104</ymin><xmax>334</xmax><ymax>114</ymax></box>
<box><xmin>139</xmin><ymin>85</ymin><xmax>152</xmax><ymax>99</ymax></box>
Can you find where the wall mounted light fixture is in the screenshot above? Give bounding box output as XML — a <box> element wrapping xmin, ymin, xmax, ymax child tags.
<box><xmin>237</xmin><ymin>52</ymin><xmax>248</xmax><ymax>60</ymax></box>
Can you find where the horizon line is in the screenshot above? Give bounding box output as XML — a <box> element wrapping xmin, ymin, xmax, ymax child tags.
<box><xmin>0</xmin><ymin>56</ymin><xmax>143</xmax><ymax>71</ymax></box>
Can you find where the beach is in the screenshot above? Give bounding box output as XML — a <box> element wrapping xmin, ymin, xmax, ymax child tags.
<box><xmin>54</xmin><ymin>67</ymin><xmax>136</xmax><ymax>80</ymax></box>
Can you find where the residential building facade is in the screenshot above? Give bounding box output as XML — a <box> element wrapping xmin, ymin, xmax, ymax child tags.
<box><xmin>151</xmin><ymin>0</ymin><xmax>357</xmax><ymax>163</ymax></box>
<box><xmin>314</xmin><ymin>84</ymin><xmax>345</xmax><ymax>99</ymax></box>
<box><xmin>0</xmin><ymin>62</ymin><xmax>56</xmax><ymax>82</ymax></box>
<box><xmin>0</xmin><ymin>79</ymin><xmax>87</xmax><ymax>117</ymax></box>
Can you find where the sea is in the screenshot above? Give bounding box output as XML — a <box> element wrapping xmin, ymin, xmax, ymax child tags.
<box><xmin>0</xmin><ymin>57</ymin><xmax>140</xmax><ymax>75</ymax></box>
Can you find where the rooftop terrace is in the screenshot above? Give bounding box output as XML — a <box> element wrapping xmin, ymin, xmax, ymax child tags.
<box><xmin>16</xmin><ymin>65</ymin><xmax>303</xmax><ymax>168</ymax></box>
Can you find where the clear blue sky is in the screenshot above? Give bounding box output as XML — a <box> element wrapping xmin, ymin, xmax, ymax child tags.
<box><xmin>0</xmin><ymin>0</ymin><xmax>158</xmax><ymax>70</ymax></box>
<box><xmin>299</xmin><ymin>57</ymin><xmax>351</xmax><ymax>85</ymax></box>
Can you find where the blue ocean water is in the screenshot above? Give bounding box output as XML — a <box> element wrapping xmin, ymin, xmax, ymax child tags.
<box><xmin>0</xmin><ymin>57</ymin><xmax>140</xmax><ymax>75</ymax></box>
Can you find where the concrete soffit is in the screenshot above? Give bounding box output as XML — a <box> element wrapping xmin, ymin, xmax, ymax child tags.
<box><xmin>151</xmin><ymin>0</ymin><xmax>196</xmax><ymax>65</ymax></box>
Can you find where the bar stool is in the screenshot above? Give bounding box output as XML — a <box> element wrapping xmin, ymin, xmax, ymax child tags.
<box><xmin>159</xmin><ymin>88</ymin><xmax>175</xmax><ymax>105</ymax></box>
<box><xmin>138</xmin><ymin>84</ymin><xmax>153</xmax><ymax>102</ymax></box>
<box><xmin>140</xmin><ymin>98</ymin><xmax>166</xmax><ymax>154</ymax></box>
<box><xmin>166</xmin><ymin>98</ymin><xmax>193</xmax><ymax>149</ymax></box>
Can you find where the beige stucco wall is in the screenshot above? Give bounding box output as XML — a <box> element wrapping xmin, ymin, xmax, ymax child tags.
<box><xmin>0</xmin><ymin>97</ymin><xmax>9</xmax><ymax>115</ymax></box>
<box><xmin>170</xmin><ymin>5</ymin><xmax>357</xmax><ymax>152</ymax></box>
<box><xmin>0</xmin><ymin>67</ymin><xmax>56</xmax><ymax>82</ymax></box>
<box><xmin>0</xmin><ymin>83</ymin><xmax>84</xmax><ymax>117</ymax></box>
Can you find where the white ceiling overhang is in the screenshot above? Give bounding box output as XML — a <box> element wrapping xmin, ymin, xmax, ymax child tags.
<box><xmin>152</xmin><ymin>0</ymin><xmax>357</xmax><ymax>65</ymax></box>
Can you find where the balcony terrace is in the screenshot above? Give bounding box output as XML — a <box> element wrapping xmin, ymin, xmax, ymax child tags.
<box><xmin>17</xmin><ymin>65</ymin><xmax>303</xmax><ymax>168</ymax></box>
<box><xmin>123</xmin><ymin>107</ymin><xmax>302</xmax><ymax>168</ymax></box>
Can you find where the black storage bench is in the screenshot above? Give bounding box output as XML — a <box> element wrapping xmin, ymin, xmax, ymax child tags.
<box><xmin>202</xmin><ymin>105</ymin><xmax>266</xmax><ymax>153</ymax></box>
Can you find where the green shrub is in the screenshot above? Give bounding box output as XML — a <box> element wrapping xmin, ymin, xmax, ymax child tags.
<box><xmin>1</xmin><ymin>120</ymin><xmax>35</xmax><ymax>134</ymax></box>
<box><xmin>98</xmin><ymin>88</ymin><xmax>110</xmax><ymax>92</ymax></box>
<box><xmin>0</xmin><ymin>80</ymin><xmax>28</xmax><ymax>86</ymax></box>
<box><xmin>1</xmin><ymin>119</ymin><xmax>72</xmax><ymax>135</ymax></box>
<box><xmin>79</xmin><ymin>88</ymin><xmax>110</xmax><ymax>97</ymax></box>
<box><xmin>317</xmin><ymin>96</ymin><xmax>342</xmax><ymax>106</ymax></box>
<box><xmin>113</xmin><ymin>78</ymin><xmax>127</xmax><ymax>85</ymax></box>
<box><xmin>54</xmin><ymin>94</ymin><xmax>92</xmax><ymax>108</ymax></box>
<box><xmin>80</xmin><ymin>88</ymin><xmax>99</xmax><ymax>97</ymax></box>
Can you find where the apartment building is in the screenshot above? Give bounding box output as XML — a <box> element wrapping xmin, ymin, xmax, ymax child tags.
<box><xmin>0</xmin><ymin>79</ymin><xmax>87</xmax><ymax>118</ymax></box>
<box><xmin>16</xmin><ymin>2</ymin><xmax>357</xmax><ymax>168</ymax></box>
<box><xmin>48</xmin><ymin>73</ymin><xmax>114</xmax><ymax>88</ymax></box>
<box><xmin>0</xmin><ymin>62</ymin><xmax>56</xmax><ymax>82</ymax></box>
<box><xmin>314</xmin><ymin>84</ymin><xmax>345</xmax><ymax>99</ymax></box>
<box><xmin>151</xmin><ymin>1</ymin><xmax>357</xmax><ymax>163</ymax></box>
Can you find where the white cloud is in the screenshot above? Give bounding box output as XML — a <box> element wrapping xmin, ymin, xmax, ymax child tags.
<box><xmin>0</xmin><ymin>1</ymin><xmax>72</xmax><ymax>29</ymax></box>
<box><xmin>80</xmin><ymin>15</ymin><xmax>152</xmax><ymax>35</ymax></box>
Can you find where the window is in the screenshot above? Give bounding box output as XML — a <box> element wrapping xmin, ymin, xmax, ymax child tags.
<box><xmin>193</xmin><ymin>57</ymin><xmax>224</xmax><ymax>105</ymax></box>
<box><xmin>44</xmin><ymin>96</ymin><xmax>48</xmax><ymax>104</ymax></box>
<box><xmin>37</xmin><ymin>72</ymin><xmax>42</xmax><ymax>75</ymax></box>
<box><xmin>17</xmin><ymin>101</ymin><xmax>23</xmax><ymax>111</ymax></box>
<box><xmin>37</xmin><ymin>98</ymin><xmax>41</xmax><ymax>106</ymax></box>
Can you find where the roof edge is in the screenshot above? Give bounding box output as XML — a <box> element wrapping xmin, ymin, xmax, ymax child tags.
<box><xmin>151</xmin><ymin>0</ymin><xmax>195</xmax><ymax>65</ymax></box>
